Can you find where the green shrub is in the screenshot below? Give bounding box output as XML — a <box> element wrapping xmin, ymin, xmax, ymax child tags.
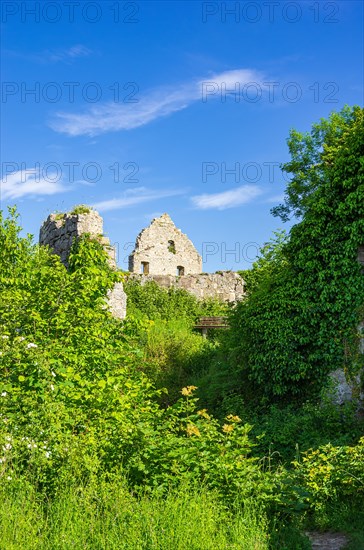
<box><xmin>69</xmin><ymin>204</ymin><xmax>92</xmax><ymax>215</ymax></box>
<box><xmin>293</xmin><ymin>437</ymin><xmax>364</xmax><ymax>511</ymax></box>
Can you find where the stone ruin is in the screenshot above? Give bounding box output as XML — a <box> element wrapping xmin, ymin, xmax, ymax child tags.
<box><xmin>128</xmin><ymin>213</ymin><xmax>202</xmax><ymax>276</ymax></box>
<box><xmin>38</xmin><ymin>207</ymin><xmax>363</xmax><ymax>407</ymax></box>
<box><xmin>39</xmin><ymin>208</ymin><xmax>126</xmax><ymax>319</ymax></box>
<box><xmin>39</xmin><ymin>207</ymin><xmax>245</xmax><ymax>318</ymax></box>
<box><xmin>132</xmin><ymin>272</ymin><xmax>245</xmax><ymax>302</ymax></box>
<box><xmin>39</xmin><ymin>209</ymin><xmax>117</xmax><ymax>268</ymax></box>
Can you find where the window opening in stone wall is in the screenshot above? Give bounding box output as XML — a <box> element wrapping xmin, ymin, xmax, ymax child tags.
<box><xmin>168</xmin><ymin>240</ymin><xmax>176</xmax><ymax>254</ymax></box>
<box><xmin>141</xmin><ymin>261</ymin><xmax>150</xmax><ymax>274</ymax></box>
<box><xmin>177</xmin><ymin>265</ymin><xmax>185</xmax><ymax>276</ymax></box>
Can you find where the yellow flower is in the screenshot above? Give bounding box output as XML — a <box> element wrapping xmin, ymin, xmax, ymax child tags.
<box><xmin>181</xmin><ymin>385</ymin><xmax>197</xmax><ymax>396</ymax></box>
<box><xmin>226</xmin><ymin>414</ymin><xmax>241</xmax><ymax>423</ymax></box>
<box><xmin>222</xmin><ymin>424</ymin><xmax>234</xmax><ymax>433</ymax></box>
<box><xmin>197</xmin><ymin>409</ymin><xmax>210</xmax><ymax>419</ymax></box>
<box><xmin>186</xmin><ymin>424</ymin><xmax>201</xmax><ymax>437</ymax></box>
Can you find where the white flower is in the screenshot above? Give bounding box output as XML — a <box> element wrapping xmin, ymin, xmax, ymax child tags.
<box><xmin>51</xmin><ymin>371</ymin><xmax>56</xmax><ymax>377</ymax></box>
<box><xmin>0</xmin><ymin>458</ymin><xmax>4</xmax><ymax>463</ymax></box>
<box><xmin>1</xmin><ymin>392</ymin><xmax>7</xmax><ymax>397</ymax></box>
<box><xmin>50</xmin><ymin>384</ymin><xmax>55</xmax><ymax>391</ymax></box>
<box><xmin>45</xmin><ymin>451</ymin><xmax>51</xmax><ymax>458</ymax></box>
<box><xmin>1</xmin><ymin>335</ymin><xmax>9</xmax><ymax>340</ymax></box>
<box><xmin>18</xmin><ymin>337</ymin><xmax>25</xmax><ymax>342</ymax></box>
<box><xmin>26</xmin><ymin>343</ymin><xmax>37</xmax><ymax>349</ymax></box>
<box><xmin>7</xmin><ymin>476</ymin><xmax>12</xmax><ymax>481</ymax></box>
<box><xmin>3</xmin><ymin>443</ymin><xmax>12</xmax><ymax>451</ymax></box>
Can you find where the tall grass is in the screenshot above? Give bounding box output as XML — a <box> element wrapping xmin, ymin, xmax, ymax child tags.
<box><xmin>0</xmin><ymin>477</ymin><xmax>269</xmax><ymax>550</ymax></box>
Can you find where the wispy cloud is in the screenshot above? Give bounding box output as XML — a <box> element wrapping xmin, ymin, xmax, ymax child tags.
<box><xmin>50</xmin><ymin>68</ymin><xmax>265</xmax><ymax>136</ymax></box>
<box><xmin>1</xmin><ymin>169</ymin><xmax>68</xmax><ymax>200</ymax></box>
<box><xmin>265</xmin><ymin>193</ymin><xmax>285</xmax><ymax>203</ymax></box>
<box><xmin>191</xmin><ymin>185</ymin><xmax>263</xmax><ymax>210</ymax></box>
<box><xmin>4</xmin><ymin>45</ymin><xmax>92</xmax><ymax>64</ymax></box>
<box><xmin>93</xmin><ymin>187</ymin><xmax>185</xmax><ymax>212</ymax></box>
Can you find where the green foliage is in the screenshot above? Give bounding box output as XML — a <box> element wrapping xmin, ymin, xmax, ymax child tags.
<box><xmin>0</xmin><ymin>207</ymin><xmax>278</xmax><ymax>509</ymax></box>
<box><xmin>69</xmin><ymin>204</ymin><xmax>92</xmax><ymax>215</ymax></box>
<box><xmin>293</xmin><ymin>437</ymin><xmax>364</xmax><ymax>511</ymax></box>
<box><xmin>124</xmin><ymin>279</ymin><xmax>228</xmax><ymax>323</ymax></box>
<box><xmin>2</xmin><ymin>108</ymin><xmax>364</xmax><ymax>550</ymax></box>
<box><xmin>0</xmin><ymin>477</ymin><xmax>270</xmax><ymax>550</ymax></box>
<box><xmin>249</xmin><ymin>401</ymin><xmax>363</xmax><ymax>464</ymax></box>
<box><xmin>140</xmin><ymin>318</ymin><xmax>217</xmax><ymax>405</ymax></box>
<box><xmin>229</xmin><ymin>106</ymin><xmax>364</xmax><ymax>400</ymax></box>
<box><xmin>120</xmin><ymin>386</ymin><xmax>281</xmax><ymax>506</ymax></box>
<box><xmin>0</xmin><ymin>207</ymin><xmax>160</xmax><ymax>491</ymax></box>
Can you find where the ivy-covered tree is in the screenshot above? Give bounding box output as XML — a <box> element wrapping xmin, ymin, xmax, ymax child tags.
<box><xmin>230</xmin><ymin>106</ymin><xmax>364</xmax><ymax>401</ymax></box>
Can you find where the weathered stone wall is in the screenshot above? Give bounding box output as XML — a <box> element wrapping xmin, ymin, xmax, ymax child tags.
<box><xmin>129</xmin><ymin>271</ymin><xmax>245</xmax><ymax>303</ymax></box>
<box><xmin>129</xmin><ymin>213</ymin><xmax>202</xmax><ymax>276</ymax></box>
<box><xmin>39</xmin><ymin>209</ymin><xmax>117</xmax><ymax>269</ymax></box>
<box><xmin>39</xmin><ymin>209</ymin><xmax>127</xmax><ymax>319</ymax></box>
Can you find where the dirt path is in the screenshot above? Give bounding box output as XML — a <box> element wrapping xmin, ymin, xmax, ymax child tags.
<box><xmin>305</xmin><ymin>531</ymin><xmax>349</xmax><ymax>549</ymax></box>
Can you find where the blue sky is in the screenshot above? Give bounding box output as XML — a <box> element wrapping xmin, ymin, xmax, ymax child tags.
<box><xmin>1</xmin><ymin>0</ymin><xmax>363</xmax><ymax>271</ymax></box>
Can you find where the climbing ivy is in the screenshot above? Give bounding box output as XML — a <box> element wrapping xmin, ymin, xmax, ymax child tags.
<box><xmin>230</xmin><ymin>106</ymin><xmax>364</xmax><ymax>401</ymax></box>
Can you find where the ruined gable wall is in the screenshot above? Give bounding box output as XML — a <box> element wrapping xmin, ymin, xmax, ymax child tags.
<box><xmin>129</xmin><ymin>214</ymin><xmax>202</xmax><ymax>275</ymax></box>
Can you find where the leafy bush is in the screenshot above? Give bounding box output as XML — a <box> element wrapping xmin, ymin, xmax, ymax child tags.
<box><xmin>293</xmin><ymin>437</ymin><xmax>364</xmax><ymax>511</ymax></box>
<box><xmin>124</xmin><ymin>279</ymin><xmax>228</xmax><ymax>323</ymax></box>
<box><xmin>228</xmin><ymin>106</ymin><xmax>364</xmax><ymax>401</ymax></box>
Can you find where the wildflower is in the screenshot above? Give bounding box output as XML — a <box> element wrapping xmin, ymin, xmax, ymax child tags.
<box><xmin>186</xmin><ymin>424</ymin><xmax>201</xmax><ymax>437</ymax></box>
<box><xmin>7</xmin><ymin>476</ymin><xmax>12</xmax><ymax>481</ymax></box>
<box><xmin>222</xmin><ymin>424</ymin><xmax>234</xmax><ymax>434</ymax></box>
<box><xmin>1</xmin><ymin>392</ymin><xmax>7</xmax><ymax>397</ymax></box>
<box><xmin>27</xmin><ymin>343</ymin><xmax>37</xmax><ymax>349</ymax></box>
<box><xmin>1</xmin><ymin>335</ymin><xmax>9</xmax><ymax>340</ymax></box>
<box><xmin>226</xmin><ymin>414</ymin><xmax>241</xmax><ymax>423</ymax></box>
<box><xmin>181</xmin><ymin>385</ymin><xmax>197</xmax><ymax>397</ymax></box>
<box><xmin>197</xmin><ymin>409</ymin><xmax>210</xmax><ymax>419</ymax></box>
<box><xmin>50</xmin><ymin>384</ymin><xmax>55</xmax><ymax>391</ymax></box>
<box><xmin>45</xmin><ymin>451</ymin><xmax>51</xmax><ymax>458</ymax></box>
<box><xmin>3</xmin><ymin>443</ymin><xmax>12</xmax><ymax>451</ymax></box>
<box><xmin>51</xmin><ymin>371</ymin><xmax>56</xmax><ymax>377</ymax></box>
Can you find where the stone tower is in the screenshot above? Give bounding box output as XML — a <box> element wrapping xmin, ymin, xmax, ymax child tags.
<box><xmin>39</xmin><ymin>207</ymin><xmax>126</xmax><ymax>319</ymax></box>
<box><xmin>128</xmin><ymin>213</ymin><xmax>202</xmax><ymax>276</ymax></box>
<box><xmin>39</xmin><ymin>208</ymin><xmax>116</xmax><ymax>268</ymax></box>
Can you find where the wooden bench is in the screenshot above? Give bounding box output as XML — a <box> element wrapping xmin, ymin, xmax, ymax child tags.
<box><xmin>194</xmin><ymin>316</ymin><xmax>228</xmax><ymax>337</ymax></box>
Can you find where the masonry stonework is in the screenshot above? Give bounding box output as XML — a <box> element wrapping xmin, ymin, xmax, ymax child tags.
<box><xmin>128</xmin><ymin>213</ymin><xmax>202</xmax><ymax>276</ymax></box>
<box><xmin>39</xmin><ymin>209</ymin><xmax>117</xmax><ymax>269</ymax></box>
<box><xmin>39</xmin><ymin>209</ymin><xmax>126</xmax><ymax>320</ymax></box>
<box><xmin>129</xmin><ymin>272</ymin><xmax>245</xmax><ymax>303</ymax></box>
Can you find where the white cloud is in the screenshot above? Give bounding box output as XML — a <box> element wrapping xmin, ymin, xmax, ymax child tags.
<box><xmin>191</xmin><ymin>185</ymin><xmax>263</xmax><ymax>210</ymax></box>
<box><xmin>4</xmin><ymin>45</ymin><xmax>92</xmax><ymax>64</ymax></box>
<box><xmin>265</xmin><ymin>194</ymin><xmax>285</xmax><ymax>203</ymax></box>
<box><xmin>1</xmin><ymin>169</ymin><xmax>68</xmax><ymax>200</ymax></box>
<box><xmin>43</xmin><ymin>44</ymin><xmax>92</xmax><ymax>63</ymax></box>
<box><xmin>93</xmin><ymin>187</ymin><xmax>185</xmax><ymax>212</ymax></box>
<box><xmin>50</xmin><ymin>68</ymin><xmax>265</xmax><ymax>136</ymax></box>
